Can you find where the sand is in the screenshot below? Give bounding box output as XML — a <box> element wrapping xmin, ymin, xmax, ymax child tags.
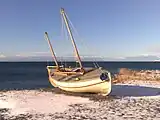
<box><xmin>0</xmin><ymin>80</ymin><xmax>160</xmax><ymax>120</ymax></box>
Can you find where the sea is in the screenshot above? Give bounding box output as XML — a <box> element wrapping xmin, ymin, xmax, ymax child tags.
<box><xmin>0</xmin><ymin>61</ymin><xmax>160</xmax><ymax>90</ymax></box>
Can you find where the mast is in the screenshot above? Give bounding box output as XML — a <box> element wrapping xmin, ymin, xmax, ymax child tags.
<box><xmin>44</xmin><ymin>32</ymin><xmax>59</xmax><ymax>68</ymax></box>
<box><xmin>60</xmin><ymin>8</ymin><xmax>83</xmax><ymax>70</ymax></box>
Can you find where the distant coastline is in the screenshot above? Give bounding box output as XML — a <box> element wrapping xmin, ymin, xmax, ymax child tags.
<box><xmin>0</xmin><ymin>54</ymin><xmax>159</xmax><ymax>62</ymax></box>
<box><xmin>0</xmin><ymin>61</ymin><xmax>160</xmax><ymax>62</ymax></box>
<box><xmin>3</xmin><ymin>60</ymin><xmax>157</xmax><ymax>62</ymax></box>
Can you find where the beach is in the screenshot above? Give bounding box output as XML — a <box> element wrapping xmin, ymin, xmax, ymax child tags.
<box><xmin>0</xmin><ymin>78</ymin><xmax>160</xmax><ymax>120</ymax></box>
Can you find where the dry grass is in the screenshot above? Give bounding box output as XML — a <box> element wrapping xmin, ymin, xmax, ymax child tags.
<box><xmin>112</xmin><ymin>68</ymin><xmax>160</xmax><ymax>83</ymax></box>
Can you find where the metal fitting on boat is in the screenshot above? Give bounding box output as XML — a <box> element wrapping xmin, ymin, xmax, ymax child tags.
<box><xmin>76</xmin><ymin>78</ymin><xmax>80</xmax><ymax>80</ymax></box>
<box><xmin>100</xmin><ymin>72</ymin><xmax>109</xmax><ymax>81</ymax></box>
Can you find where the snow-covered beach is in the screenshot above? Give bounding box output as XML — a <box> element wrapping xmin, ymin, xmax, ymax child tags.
<box><xmin>0</xmin><ymin>80</ymin><xmax>159</xmax><ymax>120</ymax></box>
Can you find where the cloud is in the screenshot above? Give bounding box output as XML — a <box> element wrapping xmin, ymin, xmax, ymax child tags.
<box><xmin>147</xmin><ymin>45</ymin><xmax>160</xmax><ymax>53</ymax></box>
<box><xmin>32</xmin><ymin>52</ymin><xmax>50</xmax><ymax>54</ymax></box>
<box><xmin>15</xmin><ymin>54</ymin><xmax>28</xmax><ymax>57</ymax></box>
<box><xmin>141</xmin><ymin>53</ymin><xmax>160</xmax><ymax>57</ymax></box>
<box><xmin>15</xmin><ymin>51</ymin><xmax>50</xmax><ymax>57</ymax></box>
<box><xmin>0</xmin><ymin>54</ymin><xmax>6</xmax><ymax>58</ymax></box>
<box><xmin>112</xmin><ymin>57</ymin><xmax>125</xmax><ymax>59</ymax></box>
<box><xmin>32</xmin><ymin>51</ymin><xmax>50</xmax><ymax>56</ymax></box>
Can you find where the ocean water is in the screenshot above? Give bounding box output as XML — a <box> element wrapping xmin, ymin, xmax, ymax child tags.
<box><xmin>0</xmin><ymin>62</ymin><xmax>160</xmax><ymax>90</ymax></box>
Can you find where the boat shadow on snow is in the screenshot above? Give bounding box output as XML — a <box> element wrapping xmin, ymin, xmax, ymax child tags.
<box><xmin>40</xmin><ymin>84</ymin><xmax>159</xmax><ymax>101</ymax></box>
<box><xmin>110</xmin><ymin>85</ymin><xmax>160</xmax><ymax>97</ymax></box>
<box><xmin>0</xmin><ymin>85</ymin><xmax>159</xmax><ymax>102</ymax></box>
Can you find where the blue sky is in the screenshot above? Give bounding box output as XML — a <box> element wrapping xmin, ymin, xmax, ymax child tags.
<box><xmin>0</xmin><ymin>0</ymin><xmax>160</xmax><ymax>60</ymax></box>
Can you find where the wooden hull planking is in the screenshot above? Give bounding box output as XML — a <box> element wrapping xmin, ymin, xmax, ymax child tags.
<box><xmin>47</xmin><ymin>67</ymin><xmax>112</xmax><ymax>96</ymax></box>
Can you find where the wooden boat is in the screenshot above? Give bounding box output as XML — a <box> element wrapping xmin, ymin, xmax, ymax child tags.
<box><xmin>44</xmin><ymin>8</ymin><xmax>112</xmax><ymax>95</ymax></box>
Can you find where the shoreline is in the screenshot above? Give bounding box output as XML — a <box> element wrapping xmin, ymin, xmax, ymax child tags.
<box><xmin>0</xmin><ymin>80</ymin><xmax>160</xmax><ymax>120</ymax></box>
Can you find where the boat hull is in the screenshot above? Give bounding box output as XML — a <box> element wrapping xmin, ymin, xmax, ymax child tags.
<box><xmin>48</xmin><ymin>69</ymin><xmax>112</xmax><ymax>96</ymax></box>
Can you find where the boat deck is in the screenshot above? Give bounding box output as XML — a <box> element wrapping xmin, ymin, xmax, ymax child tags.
<box><xmin>50</xmin><ymin>68</ymin><xmax>103</xmax><ymax>82</ymax></box>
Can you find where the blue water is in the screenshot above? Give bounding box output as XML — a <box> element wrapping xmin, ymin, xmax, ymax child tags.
<box><xmin>0</xmin><ymin>62</ymin><xmax>160</xmax><ymax>90</ymax></box>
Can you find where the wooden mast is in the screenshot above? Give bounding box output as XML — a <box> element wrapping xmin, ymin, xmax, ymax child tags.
<box><xmin>44</xmin><ymin>32</ymin><xmax>59</xmax><ymax>69</ymax></box>
<box><xmin>60</xmin><ymin>8</ymin><xmax>84</xmax><ymax>71</ymax></box>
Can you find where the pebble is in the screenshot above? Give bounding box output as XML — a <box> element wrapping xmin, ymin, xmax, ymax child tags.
<box><xmin>0</xmin><ymin>80</ymin><xmax>160</xmax><ymax>120</ymax></box>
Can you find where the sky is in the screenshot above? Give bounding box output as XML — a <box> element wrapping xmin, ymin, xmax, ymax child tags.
<box><xmin>0</xmin><ymin>0</ymin><xmax>160</xmax><ymax>60</ymax></box>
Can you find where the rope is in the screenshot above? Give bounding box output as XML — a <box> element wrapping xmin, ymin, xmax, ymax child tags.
<box><xmin>60</xmin><ymin>14</ymin><xmax>68</xmax><ymax>67</ymax></box>
<box><xmin>61</xmin><ymin>14</ymin><xmax>75</xmax><ymax>68</ymax></box>
<box><xmin>65</xmin><ymin>13</ymin><xmax>101</xmax><ymax>68</ymax></box>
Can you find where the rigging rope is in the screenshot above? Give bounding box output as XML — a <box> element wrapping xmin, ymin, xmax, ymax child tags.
<box><xmin>61</xmin><ymin>13</ymin><xmax>75</xmax><ymax>68</ymax></box>
<box><xmin>65</xmin><ymin>13</ymin><xmax>101</xmax><ymax>68</ymax></box>
<box><xmin>59</xmin><ymin>14</ymin><xmax>65</xmax><ymax>66</ymax></box>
